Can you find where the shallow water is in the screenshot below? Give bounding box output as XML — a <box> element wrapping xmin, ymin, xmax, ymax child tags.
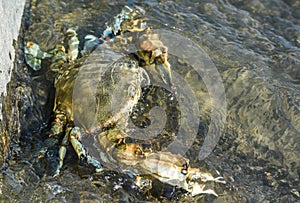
<box><xmin>1</xmin><ymin>0</ymin><xmax>300</xmax><ymax>202</ymax></box>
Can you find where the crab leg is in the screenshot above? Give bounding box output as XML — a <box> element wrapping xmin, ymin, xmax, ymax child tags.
<box><xmin>49</xmin><ymin>111</ymin><xmax>67</xmax><ymax>136</ymax></box>
<box><xmin>53</xmin><ymin>127</ymin><xmax>103</xmax><ymax>176</ymax></box>
<box><xmin>69</xmin><ymin>127</ymin><xmax>103</xmax><ymax>172</ymax></box>
<box><xmin>49</xmin><ymin>44</ymin><xmax>67</xmax><ymax>73</ymax></box>
<box><xmin>66</xmin><ymin>28</ymin><xmax>79</xmax><ymax>61</ymax></box>
<box><xmin>54</xmin><ymin>129</ymin><xmax>70</xmax><ymax>176</ymax></box>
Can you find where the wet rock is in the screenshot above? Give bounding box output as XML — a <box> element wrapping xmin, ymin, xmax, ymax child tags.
<box><xmin>0</xmin><ymin>0</ymin><xmax>26</xmax><ymax>168</ymax></box>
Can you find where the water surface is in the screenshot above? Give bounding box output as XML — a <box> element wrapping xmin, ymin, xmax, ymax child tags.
<box><xmin>1</xmin><ymin>0</ymin><xmax>300</xmax><ymax>202</ymax></box>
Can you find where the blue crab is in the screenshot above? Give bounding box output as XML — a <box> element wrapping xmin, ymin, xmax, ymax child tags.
<box><xmin>25</xmin><ymin>6</ymin><xmax>225</xmax><ymax>197</ymax></box>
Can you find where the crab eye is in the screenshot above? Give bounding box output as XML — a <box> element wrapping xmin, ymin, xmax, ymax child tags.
<box><xmin>181</xmin><ymin>163</ymin><xmax>189</xmax><ymax>175</ymax></box>
<box><xmin>181</xmin><ymin>169</ymin><xmax>188</xmax><ymax>175</ymax></box>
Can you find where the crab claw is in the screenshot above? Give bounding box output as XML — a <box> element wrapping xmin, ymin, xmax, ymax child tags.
<box><xmin>24</xmin><ymin>41</ymin><xmax>53</xmax><ymax>70</ymax></box>
<box><xmin>185</xmin><ymin>168</ymin><xmax>225</xmax><ymax>196</ymax></box>
<box><xmin>155</xmin><ymin>61</ymin><xmax>172</xmax><ymax>87</ymax></box>
<box><xmin>81</xmin><ymin>35</ymin><xmax>100</xmax><ymax>56</ymax></box>
<box><xmin>188</xmin><ymin>168</ymin><xmax>226</xmax><ymax>184</ymax></box>
<box><xmin>190</xmin><ymin>183</ymin><xmax>218</xmax><ymax>197</ymax></box>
